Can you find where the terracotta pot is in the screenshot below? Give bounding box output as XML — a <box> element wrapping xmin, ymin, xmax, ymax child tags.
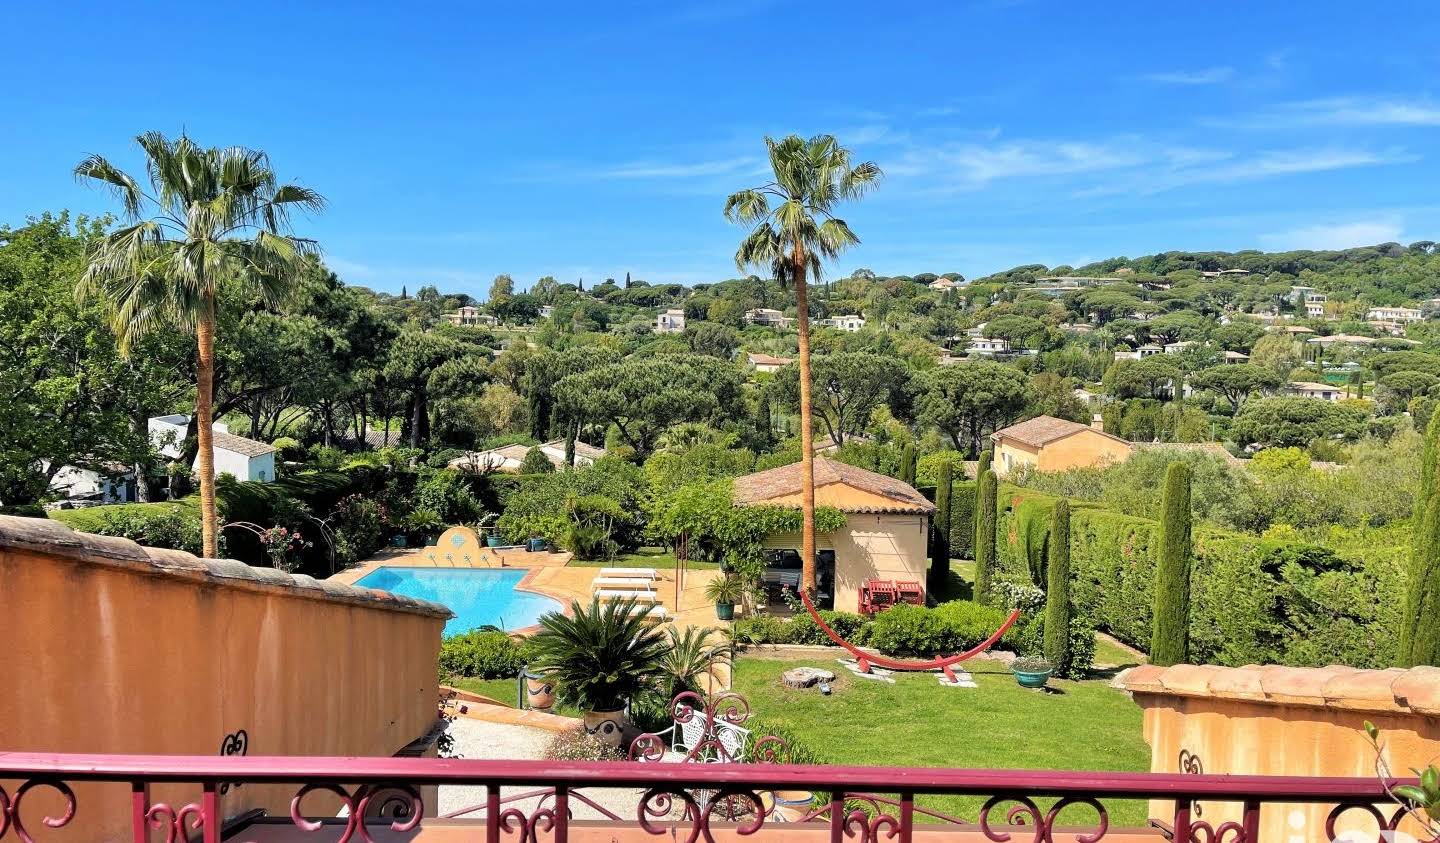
<box><xmin>771</xmin><ymin>790</ymin><xmax>815</xmax><ymax>822</ymax></box>
<box><xmin>583</xmin><ymin>708</ymin><xmax>628</xmax><ymax>747</ymax></box>
<box><xmin>524</xmin><ymin>674</ymin><xmax>556</xmax><ymax>711</ymax></box>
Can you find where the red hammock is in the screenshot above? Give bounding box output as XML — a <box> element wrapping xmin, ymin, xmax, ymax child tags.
<box><xmin>798</xmin><ymin>589</ymin><xmax>1020</xmax><ymax>682</ymax></box>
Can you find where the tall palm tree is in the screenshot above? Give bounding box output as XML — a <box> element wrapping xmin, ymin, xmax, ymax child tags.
<box><xmin>76</xmin><ymin>132</ymin><xmax>324</xmax><ymax>558</ymax></box>
<box><xmin>724</xmin><ymin>135</ymin><xmax>880</xmax><ymax>596</ymax></box>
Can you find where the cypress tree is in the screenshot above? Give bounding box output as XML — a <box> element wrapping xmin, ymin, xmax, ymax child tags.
<box><xmin>1399</xmin><ymin>407</ymin><xmax>1440</xmax><ymax>665</ymax></box>
<box><xmin>899</xmin><ymin>442</ymin><xmax>916</xmax><ymax>486</ymax></box>
<box><xmin>930</xmin><ymin>461</ymin><xmax>952</xmax><ymax>591</ymax></box>
<box><xmin>1044</xmin><ymin>499</ymin><xmax>1072</xmax><ymax>674</ymax></box>
<box><xmin>564</xmin><ymin>420</ymin><xmax>577</xmax><ymax>468</ymax></box>
<box><xmin>974</xmin><ymin>449</ymin><xmax>993</xmax><ymax>562</ymax></box>
<box><xmin>975</xmin><ymin>469</ymin><xmax>998</xmax><ymax>604</ymax></box>
<box><xmin>1151</xmin><ymin>463</ymin><xmax>1193</xmax><ymax>667</ymax></box>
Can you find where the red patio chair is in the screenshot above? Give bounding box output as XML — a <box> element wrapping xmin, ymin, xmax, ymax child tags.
<box><xmin>862</xmin><ymin>579</ymin><xmax>899</xmax><ymax>615</ymax></box>
<box><xmin>895</xmin><ymin>580</ymin><xmax>924</xmax><ymax>606</ymax></box>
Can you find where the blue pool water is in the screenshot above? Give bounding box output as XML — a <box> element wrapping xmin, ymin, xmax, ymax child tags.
<box><xmin>355</xmin><ymin>567</ymin><xmax>561</xmax><ymax>635</ymax></box>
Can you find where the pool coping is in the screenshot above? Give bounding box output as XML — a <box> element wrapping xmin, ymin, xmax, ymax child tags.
<box><xmin>334</xmin><ymin>561</ymin><xmax>575</xmax><ymax>636</ymax></box>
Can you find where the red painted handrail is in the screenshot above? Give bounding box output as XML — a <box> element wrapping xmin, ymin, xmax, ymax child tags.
<box><xmin>798</xmin><ymin>589</ymin><xmax>1021</xmax><ymax>681</ymax></box>
<box><xmin>0</xmin><ymin>752</ymin><xmax>1403</xmax><ymax>799</ymax></box>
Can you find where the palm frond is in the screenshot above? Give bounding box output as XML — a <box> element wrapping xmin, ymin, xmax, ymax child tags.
<box><xmin>74</xmin><ymin>155</ymin><xmax>145</xmax><ymax>219</ymax></box>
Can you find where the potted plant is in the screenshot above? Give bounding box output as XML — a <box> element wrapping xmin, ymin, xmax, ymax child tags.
<box><xmin>526</xmin><ymin>597</ymin><xmax>669</xmax><ymax>747</ymax></box>
<box><xmin>1011</xmin><ymin>656</ymin><xmax>1054</xmax><ymax>689</ymax></box>
<box><xmin>704</xmin><ymin>574</ymin><xmax>744</xmax><ymax>621</ymax></box>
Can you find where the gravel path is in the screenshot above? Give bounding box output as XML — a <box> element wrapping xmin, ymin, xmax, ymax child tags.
<box><xmin>438</xmin><ymin>718</ymin><xmax>655</xmax><ymax>822</ymax></box>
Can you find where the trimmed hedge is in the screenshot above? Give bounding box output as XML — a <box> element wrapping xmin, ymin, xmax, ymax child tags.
<box><xmin>996</xmin><ymin>486</ymin><xmax>1408</xmax><ymax>668</ymax></box>
<box><xmin>439</xmin><ymin>630</ymin><xmax>528</xmax><ymax>679</ymax></box>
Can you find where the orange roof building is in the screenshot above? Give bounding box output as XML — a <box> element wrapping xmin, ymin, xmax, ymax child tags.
<box><xmin>734</xmin><ymin>458</ymin><xmax>933</xmax><ymax>613</ymax></box>
<box><xmin>990</xmin><ymin>415</ymin><xmax>1134</xmax><ymax>475</ymax></box>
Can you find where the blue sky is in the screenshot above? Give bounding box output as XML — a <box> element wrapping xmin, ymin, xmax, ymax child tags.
<box><xmin>3</xmin><ymin>1</ymin><xmax>1439</xmax><ymax>295</ymax></box>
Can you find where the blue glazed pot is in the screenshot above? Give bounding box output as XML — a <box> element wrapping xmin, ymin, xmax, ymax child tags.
<box><xmin>1013</xmin><ymin>668</ymin><xmax>1052</xmax><ymax>689</ymax></box>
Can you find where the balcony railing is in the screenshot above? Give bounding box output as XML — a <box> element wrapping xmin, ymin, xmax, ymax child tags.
<box><xmin>0</xmin><ymin>752</ymin><xmax>1419</xmax><ymax>843</ymax></box>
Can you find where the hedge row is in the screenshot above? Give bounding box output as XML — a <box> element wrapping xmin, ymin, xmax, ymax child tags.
<box><xmin>993</xmin><ymin>487</ymin><xmax>1408</xmax><ymax>668</ymax></box>
<box><xmin>920</xmin><ymin>480</ymin><xmax>976</xmax><ymax>560</ymax></box>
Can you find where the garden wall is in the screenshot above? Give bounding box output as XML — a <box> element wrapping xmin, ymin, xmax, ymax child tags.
<box><xmin>993</xmin><ymin>488</ymin><xmax>1408</xmax><ymax>668</ymax></box>
<box><xmin>1125</xmin><ymin>663</ymin><xmax>1440</xmax><ymax>843</ymax></box>
<box><xmin>0</xmin><ymin>515</ymin><xmax>450</xmax><ymax>842</ymax></box>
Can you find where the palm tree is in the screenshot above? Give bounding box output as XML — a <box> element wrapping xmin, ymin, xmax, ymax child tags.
<box><xmin>75</xmin><ymin>132</ymin><xmax>323</xmax><ymax>558</ymax></box>
<box><xmin>724</xmin><ymin>135</ymin><xmax>880</xmax><ymax>596</ymax></box>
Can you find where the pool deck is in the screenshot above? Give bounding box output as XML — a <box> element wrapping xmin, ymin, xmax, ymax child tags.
<box><xmin>330</xmin><ymin>548</ymin><xmax>726</xmax><ymax>635</ymax></box>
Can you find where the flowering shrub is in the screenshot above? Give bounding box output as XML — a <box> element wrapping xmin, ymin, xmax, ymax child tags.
<box><xmin>260</xmin><ymin>526</ymin><xmax>308</xmax><ymax>572</ymax></box>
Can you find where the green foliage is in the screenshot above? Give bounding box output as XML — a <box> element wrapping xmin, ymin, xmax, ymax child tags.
<box><xmin>519</xmin><ymin>446</ymin><xmax>555</xmax><ymax>475</ymax></box>
<box><xmin>1044</xmin><ymin>499</ymin><xmax>1074</xmax><ymax>674</ymax></box>
<box><xmin>527</xmin><ymin>598</ymin><xmax>670</xmax><ymax>711</ymax></box>
<box><xmin>916</xmin><ymin>450</ymin><xmax>966</xmax><ymax>487</ymax></box>
<box><xmin>975</xmin><ymin>469</ymin><xmax>998</xmax><ymax>602</ymax></box>
<box><xmin>1151</xmin><ymin>463</ymin><xmax>1193</xmax><ymax>666</ymax></box>
<box><xmin>770</xmin><ymin>353</ymin><xmax>912</xmax><ymax>449</ymax></box>
<box><xmin>1399</xmin><ymin>406</ymin><xmax>1440</xmax><ymax>666</ymax></box>
<box><xmin>929</xmin><ymin>461</ymin><xmax>952</xmax><ymax>590</ymax></box>
<box><xmin>1232</xmin><ymin>396</ymin><xmax>1370</xmax><ymax>449</ymax></box>
<box><xmin>497</xmin><ymin>457</ymin><xmax>646</xmax><ymax>552</ymax></box>
<box><xmin>898</xmin><ymin>442</ymin><xmax>916</xmax><ymax>486</ymax></box>
<box><xmin>917</xmin><ymin>364</ymin><xmax>1032</xmax><ymax>452</ymax></box>
<box><xmin>90</xmin><ymin>503</ymin><xmax>210</xmax><ymax>556</ymax></box>
<box><xmin>865</xmin><ymin>601</ymin><xmax>1017</xmax><ymax>657</ymax></box>
<box><xmin>439</xmin><ymin>630</ymin><xmax>526</xmax><ymax>680</ymax></box>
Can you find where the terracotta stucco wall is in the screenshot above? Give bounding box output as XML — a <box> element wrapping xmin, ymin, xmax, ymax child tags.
<box><xmin>994</xmin><ymin>441</ymin><xmax>1039</xmax><ymax>476</ymax></box>
<box><xmin>1034</xmin><ymin>431</ymin><xmax>1133</xmax><ymax>473</ymax></box>
<box><xmin>1125</xmin><ymin>664</ymin><xmax>1440</xmax><ymax>843</ymax></box>
<box><xmin>0</xmin><ymin>524</ymin><xmax>446</xmax><ymax>841</ymax></box>
<box><xmin>764</xmin><ymin>512</ymin><xmax>928</xmax><ymax>613</ymax></box>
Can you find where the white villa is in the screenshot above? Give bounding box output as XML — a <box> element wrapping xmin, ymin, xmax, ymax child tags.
<box><xmin>1114</xmin><ymin>344</ymin><xmax>1162</xmax><ymax>361</ymax></box>
<box><xmin>1366</xmin><ymin>306</ymin><xmax>1422</xmax><ymax>323</ymax></box>
<box><xmin>747</xmin><ymin>353</ymin><xmax>793</xmax><ymax>374</ymax></box>
<box><xmin>1289</xmin><ymin>287</ymin><xmax>1327</xmax><ymax>319</ymax></box>
<box><xmin>928</xmin><ymin>277</ymin><xmax>966</xmax><ymax>291</ymax></box>
<box><xmin>743</xmin><ymin>308</ymin><xmax>791</xmax><ymax>329</ymax></box>
<box><xmin>654</xmin><ymin>309</ymin><xmax>686</xmax><ymax>334</ymax></box>
<box><xmin>149</xmin><ymin>415</ymin><xmax>277</xmax><ymax>483</ymax></box>
<box><xmin>445</xmin><ymin>306</ymin><xmax>497</xmax><ymax>327</ymax></box>
<box><xmin>1287</xmin><ymin>381</ymin><xmax>1344</xmax><ymax>401</ymax></box>
<box><xmin>448</xmin><ymin>439</ymin><xmax>604</xmax><ymax>473</ymax></box>
<box><xmin>1163</xmin><ymin>341</ymin><xmax>1198</xmax><ymax>354</ymax></box>
<box><xmin>968</xmin><ymin>337</ymin><xmax>1011</xmax><ymax>356</ymax></box>
<box><xmin>822</xmin><ymin>314</ymin><xmax>866</xmax><ymax>332</ymax></box>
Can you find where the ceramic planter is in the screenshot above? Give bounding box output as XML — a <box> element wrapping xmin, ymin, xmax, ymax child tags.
<box><xmin>771</xmin><ymin>790</ymin><xmax>815</xmax><ymax>822</ymax></box>
<box><xmin>523</xmin><ymin>672</ymin><xmax>555</xmax><ymax>711</ymax></box>
<box><xmin>1013</xmin><ymin>668</ymin><xmax>1053</xmax><ymax>689</ymax></box>
<box><xmin>582</xmin><ymin>708</ymin><xmax>628</xmax><ymax>747</ymax></box>
<box><xmin>486</xmin><ymin>535</ymin><xmax>503</xmax><ymax>548</ymax></box>
<box><xmin>715</xmin><ymin>601</ymin><xmax>735</xmax><ymax>621</ymax></box>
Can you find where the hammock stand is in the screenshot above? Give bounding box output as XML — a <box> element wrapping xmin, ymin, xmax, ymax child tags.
<box><xmin>797</xmin><ymin>589</ymin><xmax>1021</xmax><ymax>682</ymax></box>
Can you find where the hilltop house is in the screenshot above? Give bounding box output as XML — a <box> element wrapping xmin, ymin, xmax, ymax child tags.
<box><xmin>654</xmin><ymin>308</ymin><xmax>686</xmax><ymax>334</ymax></box>
<box><xmin>1366</xmin><ymin>306</ymin><xmax>1422</xmax><ymax>323</ymax></box>
<box><xmin>746</xmin><ymin>352</ymin><xmax>793</xmax><ymax>374</ymax></box>
<box><xmin>1113</xmin><ymin>344</ymin><xmax>1162</xmax><ymax>361</ymax></box>
<box><xmin>733</xmin><ymin>458</ymin><xmax>934</xmax><ymax>613</ymax></box>
<box><xmin>149</xmin><ymin>415</ymin><xmax>276</xmax><ymax>483</ymax></box>
<box><xmin>928</xmin><ymin>277</ymin><xmax>965</xmax><ymax>291</ymax></box>
<box><xmin>990</xmin><ymin>415</ymin><xmax>1133</xmax><ymax>476</ymax></box>
<box><xmin>743</xmin><ymin>308</ymin><xmax>791</xmax><ymax>329</ymax></box>
<box><xmin>1287</xmin><ymin>381</ymin><xmax>1344</xmax><ymax>401</ymax></box>
<box><xmin>445</xmin><ymin>305</ymin><xmax>497</xmax><ymax>327</ymax></box>
<box><xmin>820</xmin><ymin>314</ymin><xmax>866</xmax><ymax>332</ymax></box>
<box><xmin>1163</xmin><ymin>340</ymin><xmax>1197</xmax><ymax>354</ymax></box>
<box><xmin>448</xmin><ymin>439</ymin><xmax>604</xmax><ymax>473</ymax></box>
<box><xmin>968</xmin><ymin>337</ymin><xmax>1011</xmax><ymax>357</ymax></box>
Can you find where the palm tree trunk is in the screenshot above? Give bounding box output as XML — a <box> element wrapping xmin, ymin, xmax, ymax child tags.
<box><xmin>793</xmin><ymin>242</ymin><xmax>817</xmax><ymax>598</ymax></box>
<box><xmin>196</xmin><ymin>294</ymin><xmax>219</xmax><ymax>558</ymax></box>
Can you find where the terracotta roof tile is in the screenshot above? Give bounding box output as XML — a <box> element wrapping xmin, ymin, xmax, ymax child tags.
<box><xmin>211</xmin><ymin>431</ymin><xmax>277</xmax><ymax>458</ymax></box>
<box><xmin>733</xmin><ymin>457</ymin><xmax>935</xmax><ymax>514</ymax></box>
<box><xmin>991</xmin><ymin>415</ymin><xmax>1133</xmax><ymax>449</ymax></box>
<box><xmin>1123</xmin><ymin>663</ymin><xmax>1440</xmax><ymax>715</ymax></box>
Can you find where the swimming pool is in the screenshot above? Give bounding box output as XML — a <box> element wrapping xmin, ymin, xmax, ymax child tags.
<box><xmin>355</xmin><ymin>567</ymin><xmax>561</xmax><ymax>636</ymax></box>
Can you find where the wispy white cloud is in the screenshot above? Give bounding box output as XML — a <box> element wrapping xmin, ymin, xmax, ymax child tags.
<box><xmin>598</xmin><ymin>156</ymin><xmax>763</xmax><ymax>179</ymax></box>
<box><xmin>1076</xmin><ymin>146</ymin><xmax>1410</xmax><ymax>197</ymax></box>
<box><xmin>1211</xmin><ymin>96</ymin><xmax>1440</xmax><ymax>129</ymax></box>
<box><xmin>1258</xmin><ymin>217</ymin><xmax>1406</xmax><ymax>250</ymax></box>
<box><xmin>1139</xmin><ymin>66</ymin><xmax>1236</xmax><ymax>85</ymax></box>
<box><xmin>892</xmin><ymin>139</ymin><xmax>1146</xmax><ymax>186</ymax></box>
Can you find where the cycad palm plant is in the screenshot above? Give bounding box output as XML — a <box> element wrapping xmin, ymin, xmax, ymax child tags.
<box><xmin>657</xmin><ymin>625</ymin><xmax>732</xmax><ymax>699</ymax></box>
<box><xmin>528</xmin><ymin>598</ymin><xmax>670</xmax><ymax>713</ymax></box>
<box><xmin>75</xmin><ymin>133</ymin><xmax>323</xmax><ymax>557</ymax></box>
<box><xmin>724</xmin><ymin>135</ymin><xmax>880</xmax><ymax>595</ymax></box>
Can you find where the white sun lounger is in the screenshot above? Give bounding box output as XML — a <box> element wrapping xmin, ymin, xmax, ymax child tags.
<box><xmin>599</xmin><ymin>567</ymin><xmax>658</xmax><ymax>580</ymax></box>
<box><xmin>594</xmin><ymin>589</ymin><xmax>659</xmax><ymax>603</ymax></box>
<box><xmin>591</xmin><ymin>577</ymin><xmax>655</xmax><ymax>592</ymax></box>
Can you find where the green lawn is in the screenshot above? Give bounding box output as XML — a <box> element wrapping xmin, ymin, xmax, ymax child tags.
<box><xmin>567</xmin><ymin>546</ymin><xmax>719</xmax><ymax>570</ymax></box>
<box><xmin>1093</xmin><ymin>636</ymin><xmax>1146</xmax><ymax>669</ymax></box>
<box><xmin>50</xmin><ymin>498</ymin><xmax>200</xmax><ymax>532</ymax></box>
<box><xmin>732</xmin><ymin>654</ymin><xmax>1151</xmax><ymax>826</ymax></box>
<box><xmin>447</xmin><ymin>677</ymin><xmax>584</xmax><ymax>717</ymax></box>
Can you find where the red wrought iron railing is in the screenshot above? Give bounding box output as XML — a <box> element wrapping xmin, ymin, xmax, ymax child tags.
<box><xmin>0</xmin><ymin>752</ymin><xmax>1420</xmax><ymax>843</ymax></box>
